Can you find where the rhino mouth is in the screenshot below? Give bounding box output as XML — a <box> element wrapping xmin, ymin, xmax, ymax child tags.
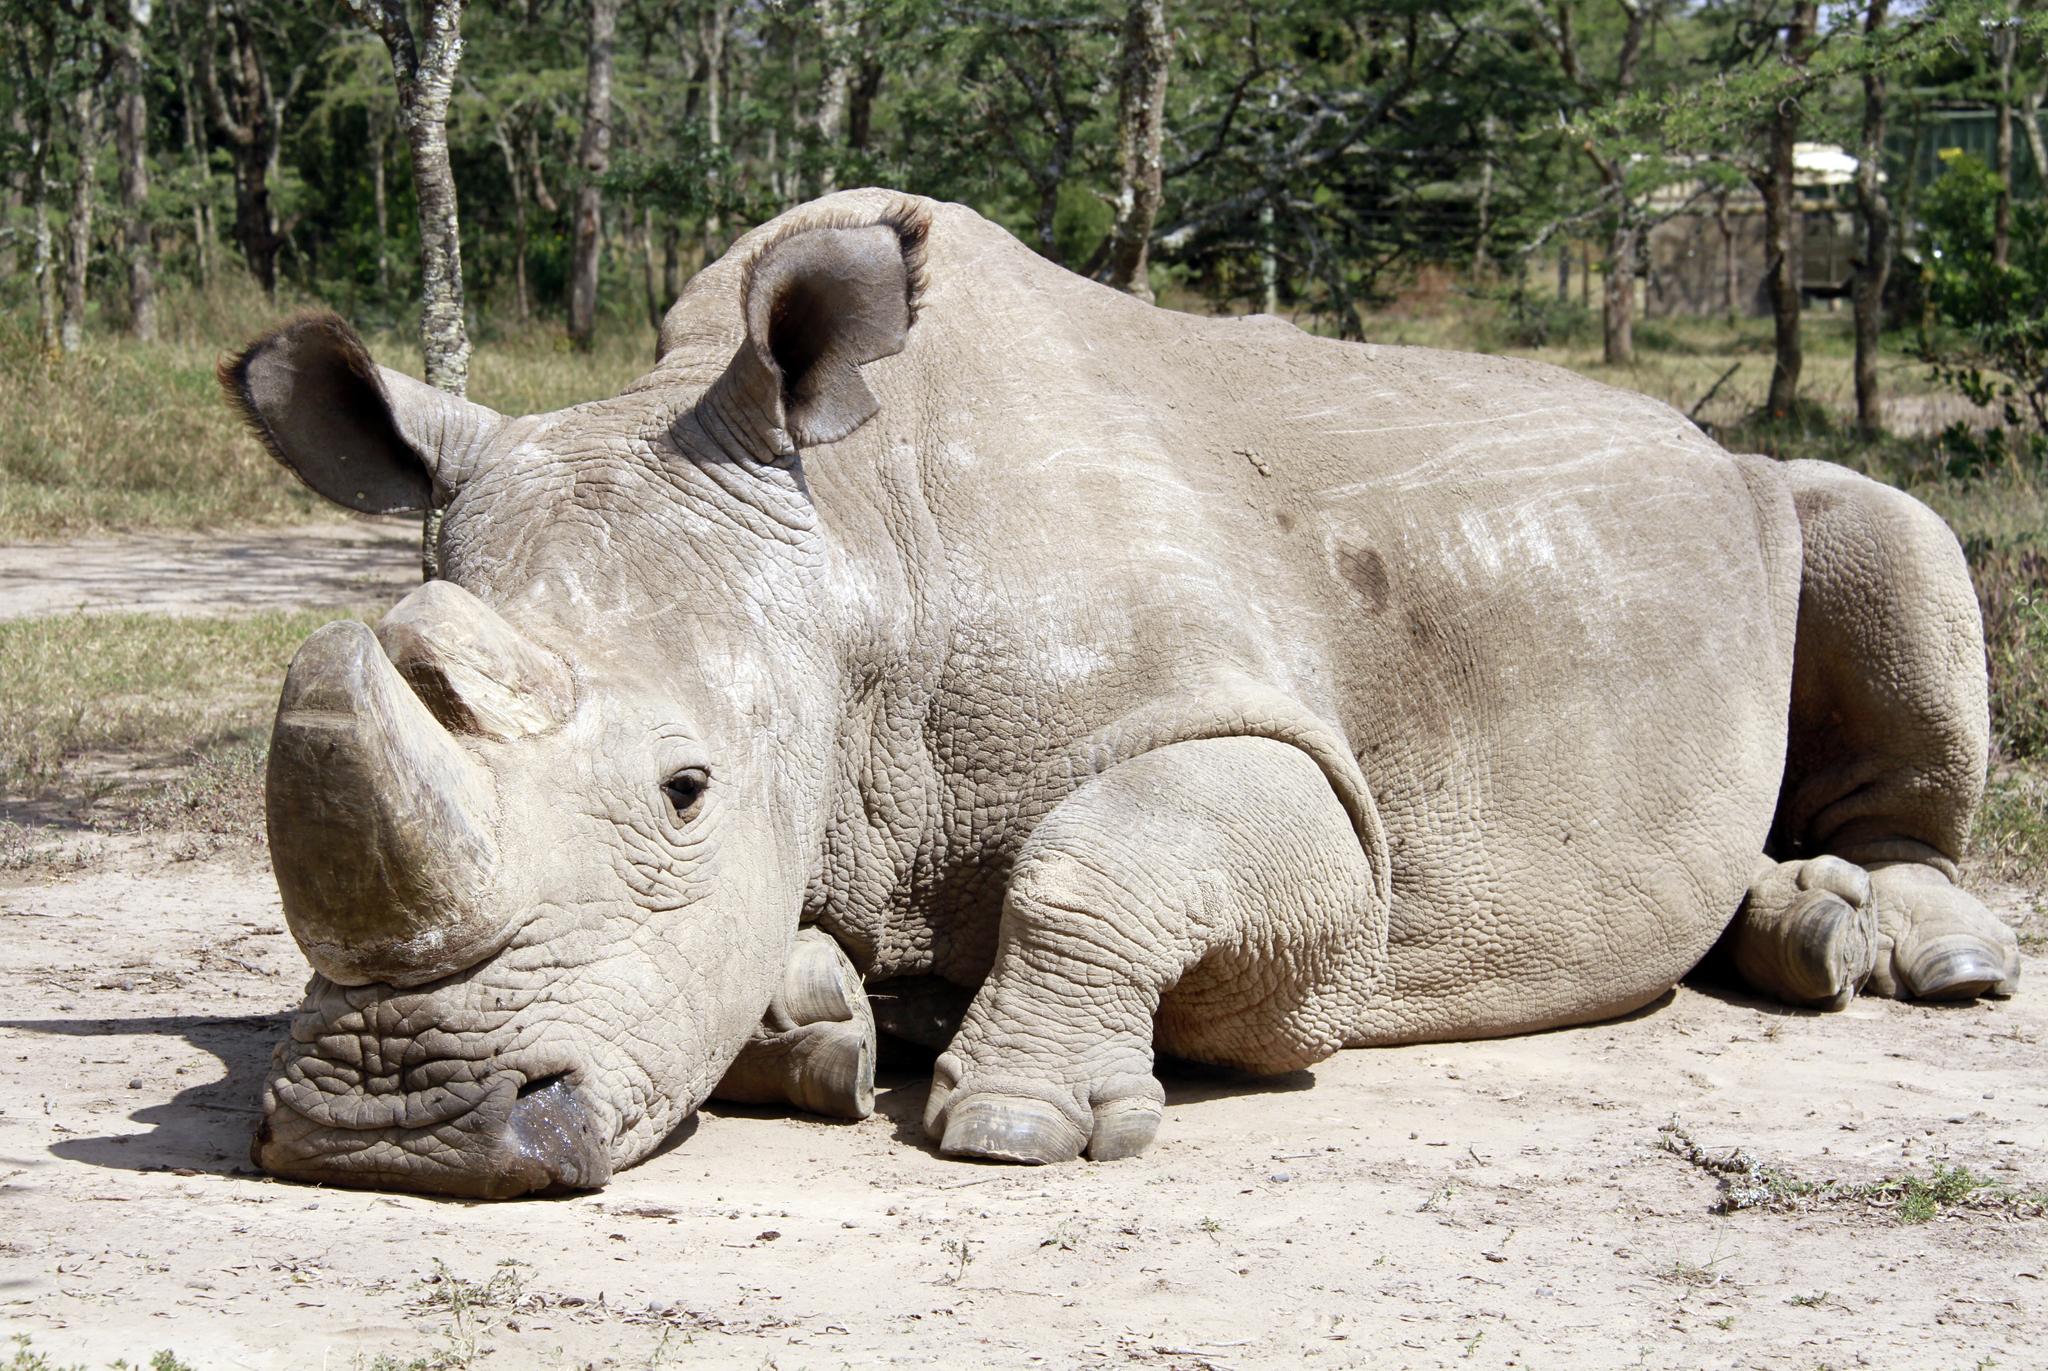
<box><xmin>255</xmin><ymin>1036</ymin><xmax>614</xmax><ymax>1199</ymax></box>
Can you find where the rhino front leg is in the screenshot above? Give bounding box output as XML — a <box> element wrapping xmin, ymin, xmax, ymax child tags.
<box><xmin>1724</xmin><ymin>855</ymin><xmax>1879</xmax><ymax>1010</ymax></box>
<box><xmin>714</xmin><ymin>928</ymin><xmax>876</xmax><ymax>1119</ymax></box>
<box><xmin>926</xmin><ymin>736</ymin><xmax>1388</xmax><ymax>1164</ymax></box>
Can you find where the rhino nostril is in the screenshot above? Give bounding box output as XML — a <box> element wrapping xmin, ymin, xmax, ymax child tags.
<box><xmin>503</xmin><ymin>1074</ymin><xmax>611</xmax><ymax>1195</ymax></box>
<box><xmin>515</xmin><ymin>1070</ymin><xmax>569</xmax><ymax>1101</ymax></box>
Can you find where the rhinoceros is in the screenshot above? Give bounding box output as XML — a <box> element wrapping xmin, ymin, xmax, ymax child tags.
<box><xmin>224</xmin><ymin>189</ymin><xmax>2021</xmax><ymax>1199</ymax></box>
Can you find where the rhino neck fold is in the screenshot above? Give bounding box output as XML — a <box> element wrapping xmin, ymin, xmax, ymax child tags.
<box><xmin>674</xmin><ymin>392</ymin><xmax>821</xmax><ymax>546</ymax></box>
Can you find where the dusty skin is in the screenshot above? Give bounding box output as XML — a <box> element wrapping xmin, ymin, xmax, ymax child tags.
<box><xmin>0</xmin><ymin>831</ymin><xmax>2042</xmax><ymax>1368</ymax></box>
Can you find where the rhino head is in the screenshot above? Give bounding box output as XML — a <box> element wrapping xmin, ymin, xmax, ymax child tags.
<box><xmin>231</xmin><ymin>206</ymin><xmax>925</xmax><ymax>1198</ymax></box>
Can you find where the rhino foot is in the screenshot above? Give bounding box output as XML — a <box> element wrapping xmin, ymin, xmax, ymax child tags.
<box><xmin>1728</xmin><ymin>852</ymin><xmax>2021</xmax><ymax>1008</ymax></box>
<box><xmin>923</xmin><ymin>1049</ymin><xmax>1163</xmax><ymax>1164</ymax></box>
<box><xmin>1860</xmin><ymin>860</ymin><xmax>2021</xmax><ymax>1002</ymax></box>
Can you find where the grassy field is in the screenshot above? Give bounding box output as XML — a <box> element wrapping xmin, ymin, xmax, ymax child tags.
<box><xmin>0</xmin><ymin>287</ymin><xmax>2040</xmax><ymax>887</ymax></box>
<box><xmin>0</xmin><ymin>609</ymin><xmax>381</xmax><ymax>870</ymax></box>
<box><xmin>0</xmin><ymin>279</ymin><xmax>649</xmax><ymax>541</ymax></box>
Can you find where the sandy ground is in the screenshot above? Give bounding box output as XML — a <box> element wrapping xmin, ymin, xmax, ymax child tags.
<box><xmin>0</xmin><ymin>520</ymin><xmax>419</xmax><ymax>620</ymax></box>
<box><xmin>2</xmin><ymin>848</ymin><xmax>2043</xmax><ymax>1370</ymax></box>
<box><xmin>2</xmin><ymin>531</ymin><xmax>2045</xmax><ymax>1370</ymax></box>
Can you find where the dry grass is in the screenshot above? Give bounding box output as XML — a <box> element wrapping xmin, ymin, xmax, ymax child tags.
<box><xmin>0</xmin><ymin>280</ymin><xmax>649</xmax><ymax>541</ymax></box>
<box><xmin>0</xmin><ymin>608</ymin><xmax>368</xmax><ymax>810</ymax></box>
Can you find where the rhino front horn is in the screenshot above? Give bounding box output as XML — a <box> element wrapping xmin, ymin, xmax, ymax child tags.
<box><xmin>266</xmin><ymin>618</ymin><xmax>507</xmax><ymax>987</ymax></box>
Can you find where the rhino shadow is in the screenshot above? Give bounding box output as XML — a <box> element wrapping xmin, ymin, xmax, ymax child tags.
<box><xmin>3</xmin><ymin>1012</ymin><xmax>285</xmax><ymax>1179</ymax></box>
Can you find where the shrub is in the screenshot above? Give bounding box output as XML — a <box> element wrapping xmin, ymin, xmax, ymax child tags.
<box><xmin>1915</xmin><ymin>153</ymin><xmax>2048</xmax><ymax>448</ymax></box>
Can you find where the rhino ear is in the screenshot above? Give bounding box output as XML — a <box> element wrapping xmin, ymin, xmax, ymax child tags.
<box><xmin>707</xmin><ymin>206</ymin><xmax>929</xmax><ymax>455</ymax></box>
<box><xmin>220</xmin><ymin>312</ymin><xmax>502</xmax><ymax>514</ymax></box>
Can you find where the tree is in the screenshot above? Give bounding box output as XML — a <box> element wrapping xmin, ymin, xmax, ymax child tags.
<box><xmin>344</xmin><ymin>0</ymin><xmax>472</xmax><ymax>396</ymax></box>
<box><xmin>1754</xmin><ymin>1</ymin><xmax>1818</xmax><ymax>419</ymax></box>
<box><xmin>113</xmin><ymin>0</ymin><xmax>155</xmax><ymax>341</ymax></box>
<box><xmin>567</xmin><ymin>0</ymin><xmax>618</xmax><ymax>349</ymax></box>
<box><xmin>199</xmin><ymin>0</ymin><xmax>303</xmax><ymax>298</ymax></box>
<box><xmin>57</xmin><ymin>14</ymin><xmax>108</xmax><ymax>354</ymax></box>
<box><xmin>1102</xmin><ymin>0</ymin><xmax>1171</xmax><ymax>300</ymax></box>
<box><xmin>1540</xmin><ymin>0</ymin><xmax>1657</xmax><ymax>366</ymax></box>
<box><xmin>7</xmin><ymin>3</ymin><xmax>64</xmax><ymax>353</ymax></box>
<box><xmin>1852</xmin><ymin>0</ymin><xmax>1891</xmax><ymax>437</ymax></box>
<box><xmin>1991</xmin><ymin>3</ymin><xmax>2019</xmax><ymax>268</ymax></box>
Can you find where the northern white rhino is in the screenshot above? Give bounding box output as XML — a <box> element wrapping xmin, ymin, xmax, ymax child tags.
<box><xmin>226</xmin><ymin>189</ymin><xmax>2021</xmax><ymax>1199</ymax></box>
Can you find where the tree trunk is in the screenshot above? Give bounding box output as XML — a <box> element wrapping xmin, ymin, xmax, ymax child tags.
<box><xmin>494</xmin><ymin>120</ymin><xmax>529</xmax><ymax>321</ymax></box>
<box><xmin>1101</xmin><ymin>0</ymin><xmax>1170</xmax><ymax>301</ymax></box>
<box><xmin>568</xmin><ymin>0</ymin><xmax>619</xmax><ymax>349</ymax></box>
<box><xmin>1715</xmin><ymin>191</ymin><xmax>1737</xmax><ymax>323</ymax></box>
<box><xmin>114</xmin><ymin>0</ymin><xmax>155</xmax><ymax>342</ymax></box>
<box><xmin>400</xmin><ymin>11</ymin><xmax>469</xmax><ymax>395</ymax></box>
<box><xmin>2022</xmin><ymin>86</ymin><xmax>2048</xmax><ymax>191</ymax></box>
<box><xmin>61</xmin><ymin>82</ymin><xmax>103</xmax><ymax>354</ymax></box>
<box><xmin>662</xmin><ymin>221</ymin><xmax>681</xmax><ymax>305</ymax></box>
<box><xmin>1992</xmin><ymin>10</ymin><xmax>2016</xmax><ymax>269</ymax></box>
<box><xmin>168</xmin><ymin>21</ymin><xmax>212</xmax><ymax>290</ymax></box>
<box><xmin>202</xmin><ymin>0</ymin><xmax>283</xmax><ymax>296</ymax></box>
<box><xmin>1472</xmin><ymin>118</ymin><xmax>1496</xmax><ymax>285</ymax></box>
<box><xmin>26</xmin><ymin>24</ymin><xmax>59</xmax><ymax>357</ymax></box>
<box><xmin>812</xmin><ymin>0</ymin><xmax>850</xmax><ymax>193</ymax></box>
<box><xmin>1759</xmin><ymin>1</ymin><xmax>1816</xmax><ymax>419</ymax></box>
<box><xmin>697</xmin><ymin>1</ymin><xmax>727</xmax><ymax>260</ymax></box>
<box><xmin>2</xmin><ymin>104</ymin><xmax>23</xmax><ymax>279</ymax></box>
<box><xmin>638</xmin><ymin>202</ymin><xmax>661</xmax><ymax>336</ymax></box>
<box><xmin>846</xmin><ymin>53</ymin><xmax>883</xmax><ymax>153</ymax></box>
<box><xmin>1852</xmin><ymin>0</ymin><xmax>1892</xmax><ymax>438</ymax></box>
<box><xmin>1260</xmin><ymin>198</ymin><xmax>1278</xmax><ymax>314</ymax></box>
<box><xmin>372</xmin><ymin>115</ymin><xmax>392</xmax><ymax>296</ymax></box>
<box><xmin>347</xmin><ymin>0</ymin><xmax>473</xmax><ymax>396</ymax></box>
<box><xmin>1602</xmin><ymin>220</ymin><xmax>1635</xmax><ymax>366</ymax></box>
<box><xmin>1549</xmin><ymin>0</ymin><xmax>1646</xmax><ymax>365</ymax></box>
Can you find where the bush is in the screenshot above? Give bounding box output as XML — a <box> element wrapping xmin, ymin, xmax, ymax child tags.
<box><xmin>1916</xmin><ymin>153</ymin><xmax>2048</xmax><ymax>445</ymax></box>
<box><xmin>1480</xmin><ymin>286</ymin><xmax>1595</xmax><ymax>350</ymax></box>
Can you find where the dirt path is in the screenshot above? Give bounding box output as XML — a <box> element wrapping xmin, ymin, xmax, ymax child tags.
<box><xmin>0</xmin><ymin>520</ymin><xmax>420</xmax><ymax>620</ymax></box>
<box><xmin>1</xmin><ymin>847</ymin><xmax>2042</xmax><ymax>1370</ymax></box>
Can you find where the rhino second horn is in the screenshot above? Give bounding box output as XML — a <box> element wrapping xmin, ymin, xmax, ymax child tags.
<box><xmin>375</xmin><ymin>581</ymin><xmax>572</xmax><ymax>741</ymax></box>
<box><xmin>267</xmin><ymin>619</ymin><xmax>507</xmax><ymax>987</ymax></box>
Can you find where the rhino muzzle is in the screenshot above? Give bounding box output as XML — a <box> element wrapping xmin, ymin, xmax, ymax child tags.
<box><xmin>265</xmin><ymin>582</ymin><xmax>568</xmax><ymax>988</ymax></box>
<box><xmin>254</xmin><ymin>1050</ymin><xmax>615</xmax><ymax>1198</ymax></box>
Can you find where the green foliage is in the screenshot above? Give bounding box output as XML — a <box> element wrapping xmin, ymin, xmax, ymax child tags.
<box><xmin>1479</xmin><ymin>285</ymin><xmax>1596</xmax><ymax>351</ymax></box>
<box><xmin>1917</xmin><ymin>153</ymin><xmax>2048</xmax><ymax>448</ymax></box>
<box><xmin>4</xmin><ymin>1337</ymin><xmax>86</xmax><ymax>1371</ymax></box>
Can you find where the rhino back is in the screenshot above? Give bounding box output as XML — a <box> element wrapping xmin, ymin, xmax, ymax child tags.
<box><xmin>678</xmin><ymin>195</ymin><xmax>1802</xmax><ymax>1039</ymax></box>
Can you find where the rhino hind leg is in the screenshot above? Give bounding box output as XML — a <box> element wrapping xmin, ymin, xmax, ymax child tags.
<box><xmin>924</xmin><ymin>736</ymin><xmax>1387</xmax><ymax>1165</ymax></box>
<box><xmin>1770</xmin><ymin>460</ymin><xmax>2020</xmax><ymax>1003</ymax></box>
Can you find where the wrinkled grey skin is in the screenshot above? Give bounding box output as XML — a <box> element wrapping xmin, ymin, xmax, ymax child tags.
<box><xmin>229</xmin><ymin>190</ymin><xmax>2020</xmax><ymax>1199</ymax></box>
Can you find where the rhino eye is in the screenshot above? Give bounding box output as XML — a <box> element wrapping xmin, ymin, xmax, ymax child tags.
<box><xmin>660</xmin><ymin>767</ymin><xmax>710</xmax><ymax>820</ymax></box>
